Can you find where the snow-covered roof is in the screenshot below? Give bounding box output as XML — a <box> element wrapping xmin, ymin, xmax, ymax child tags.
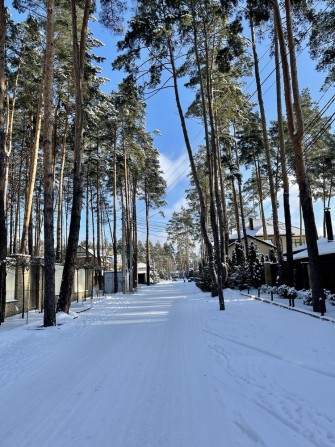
<box><xmin>293</xmin><ymin>237</ymin><xmax>335</xmax><ymax>260</ymax></box>
<box><xmin>230</xmin><ymin>219</ymin><xmax>304</xmax><ymax>240</ymax></box>
<box><xmin>228</xmin><ymin>234</ymin><xmax>275</xmax><ymax>248</ymax></box>
<box><xmin>77</xmin><ymin>245</ymin><xmax>95</xmax><ymax>256</ymax></box>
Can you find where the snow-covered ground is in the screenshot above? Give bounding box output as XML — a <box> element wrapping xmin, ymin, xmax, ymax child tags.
<box><xmin>246</xmin><ymin>286</ymin><xmax>335</xmax><ymax>321</ymax></box>
<box><xmin>1</xmin><ymin>281</ymin><xmax>335</xmax><ymax>447</ymax></box>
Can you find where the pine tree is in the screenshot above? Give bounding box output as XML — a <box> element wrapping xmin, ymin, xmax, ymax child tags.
<box><xmin>0</xmin><ymin>0</ymin><xmax>6</xmax><ymax>323</ymax></box>
<box><xmin>43</xmin><ymin>0</ymin><xmax>56</xmax><ymax>326</ymax></box>
<box><xmin>58</xmin><ymin>0</ymin><xmax>92</xmax><ymax>313</ymax></box>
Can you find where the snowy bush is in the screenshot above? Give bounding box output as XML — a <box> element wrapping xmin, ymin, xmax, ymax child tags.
<box><xmin>248</xmin><ymin>242</ymin><xmax>264</xmax><ymax>288</ymax></box>
<box><xmin>226</xmin><ymin>242</ymin><xmax>250</xmax><ymax>289</ymax></box>
<box><xmin>260</xmin><ymin>284</ymin><xmax>335</xmax><ymax>307</ymax></box>
<box><xmin>300</xmin><ymin>289</ymin><xmax>313</xmax><ymax>305</ymax></box>
<box><xmin>276</xmin><ymin>284</ymin><xmax>289</xmax><ymax>297</ymax></box>
<box><xmin>195</xmin><ymin>265</ymin><xmax>213</xmax><ymax>292</ymax></box>
<box><xmin>291</xmin><ymin>288</ymin><xmax>335</xmax><ymax>306</ymax></box>
<box><xmin>324</xmin><ymin>289</ymin><xmax>335</xmax><ymax>306</ymax></box>
<box><xmin>225</xmin><ymin>264</ymin><xmax>250</xmax><ymax>289</ymax></box>
<box><xmin>277</xmin><ymin>284</ymin><xmax>297</xmax><ymax>299</ymax></box>
<box><xmin>260</xmin><ymin>284</ymin><xmax>277</xmax><ymax>294</ymax></box>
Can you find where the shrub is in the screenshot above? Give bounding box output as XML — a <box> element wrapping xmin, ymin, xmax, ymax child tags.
<box><xmin>324</xmin><ymin>289</ymin><xmax>335</xmax><ymax>306</ymax></box>
<box><xmin>260</xmin><ymin>284</ymin><xmax>277</xmax><ymax>294</ymax></box>
<box><xmin>225</xmin><ymin>264</ymin><xmax>250</xmax><ymax>289</ymax></box>
<box><xmin>277</xmin><ymin>284</ymin><xmax>297</xmax><ymax>299</ymax></box>
<box><xmin>301</xmin><ymin>289</ymin><xmax>313</xmax><ymax>305</ymax></box>
<box><xmin>248</xmin><ymin>242</ymin><xmax>265</xmax><ymax>288</ymax></box>
<box><xmin>195</xmin><ymin>265</ymin><xmax>213</xmax><ymax>292</ymax></box>
<box><xmin>277</xmin><ymin>284</ymin><xmax>290</xmax><ymax>297</ymax></box>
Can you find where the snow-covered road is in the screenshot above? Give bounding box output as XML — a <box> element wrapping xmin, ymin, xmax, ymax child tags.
<box><xmin>1</xmin><ymin>281</ymin><xmax>335</xmax><ymax>446</ymax></box>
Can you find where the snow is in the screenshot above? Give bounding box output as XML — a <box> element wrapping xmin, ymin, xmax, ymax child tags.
<box><xmin>230</xmin><ymin>219</ymin><xmax>304</xmax><ymax>240</ymax></box>
<box><xmin>248</xmin><ymin>286</ymin><xmax>335</xmax><ymax>320</ymax></box>
<box><xmin>1</xmin><ymin>282</ymin><xmax>335</xmax><ymax>447</ymax></box>
<box><xmin>294</xmin><ymin>237</ymin><xmax>335</xmax><ymax>259</ymax></box>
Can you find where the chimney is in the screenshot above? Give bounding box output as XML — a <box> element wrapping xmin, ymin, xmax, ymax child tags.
<box><xmin>249</xmin><ymin>217</ymin><xmax>254</xmax><ymax>231</ymax></box>
<box><xmin>325</xmin><ymin>208</ymin><xmax>334</xmax><ymax>241</ymax></box>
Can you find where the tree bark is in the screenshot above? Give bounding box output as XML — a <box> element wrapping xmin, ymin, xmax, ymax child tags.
<box><xmin>20</xmin><ymin>78</ymin><xmax>44</xmax><ymax>254</ymax></box>
<box><xmin>190</xmin><ymin>0</ymin><xmax>225</xmax><ymax>308</ymax></box>
<box><xmin>167</xmin><ymin>27</ymin><xmax>220</xmax><ymax>308</ymax></box>
<box><xmin>34</xmin><ymin>178</ymin><xmax>42</xmax><ymax>256</ymax></box>
<box><xmin>0</xmin><ymin>0</ymin><xmax>6</xmax><ymax>323</ymax></box>
<box><xmin>254</xmin><ymin>155</ymin><xmax>268</xmax><ymax>239</ymax></box>
<box><xmin>132</xmin><ymin>178</ymin><xmax>138</xmax><ymax>289</ymax></box>
<box><xmin>43</xmin><ymin>0</ymin><xmax>56</xmax><ymax>327</ymax></box>
<box><xmin>56</xmin><ymin>112</ymin><xmax>68</xmax><ymax>262</ymax></box>
<box><xmin>250</xmin><ymin>13</ymin><xmax>283</xmax><ymax>270</ymax></box>
<box><xmin>274</xmin><ymin>19</ymin><xmax>293</xmax><ymax>285</ymax></box>
<box><xmin>231</xmin><ymin>177</ymin><xmax>241</xmax><ymax>241</ymax></box>
<box><xmin>145</xmin><ymin>187</ymin><xmax>150</xmax><ymax>286</ymax></box>
<box><xmin>274</xmin><ymin>1</ymin><xmax>324</xmax><ymax>312</ymax></box>
<box><xmin>4</xmin><ymin>64</ymin><xmax>20</xmax><ymax>211</ymax></box>
<box><xmin>215</xmin><ymin>119</ymin><xmax>229</xmax><ymax>258</ymax></box>
<box><xmin>233</xmin><ymin>125</ymin><xmax>248</xmax><ymax>258</ymax></box>
<box><xmin>9</xmin><ymin>157</ymin><xmax>14</xmax><ymax>254</ymax></box>
<box><xmin>96</xmin><ymin>143</ymin><xmax>102</xmax><ymax>289</ymax></box>
<box><xmin>14</xmin><ymin>146</ymin><xmax>24</xmax><ymax>254</ymax></box>
<box><xmin>58</xmin><ymin>0</ymin><xmax>91</xmax><ymax>313</ymax></box>
<box><xmin>113</xmin><ymin>134</ymin><xmax>118</xmax><ymax>293</ymax></box>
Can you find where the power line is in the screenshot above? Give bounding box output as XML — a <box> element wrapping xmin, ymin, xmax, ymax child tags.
<box><xmin>137</xmin><ymin>229</ymin><xmax>168</xmax><ymax>240</ymax></box>
<box><xmin>245</xmin><ymin>0</ymin><xmax>328</xmax><ymax>102</ymax></box>
<box><xmin>245</xmin><ymin>108</ymin><xmax>335</xmax><ymax>220</ymax></box>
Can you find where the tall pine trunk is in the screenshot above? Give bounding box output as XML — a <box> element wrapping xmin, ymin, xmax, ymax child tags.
<box><xmin>274</xmin><ymin>20</ymin><xmax>293</xmax><ymax>285</ymax></box>
<box><xmin>4</xmin><ymin>63</ymin><xmax>20</xmax><ymax>211</ymax></box>
<box><xmin>56</xmin><ymin>112</ymin><xmax>68</xmax><ymax>262</ymax></box>
<box><xmin>190</xmin><ymin>0</ymin><xmax>225</xmax><ymax>308</ymax></box>
<box><xmin>113</xmin><ymin>134</ymin><xmax>118</xmax><ymax>293</ymax></box>
<box><xmin>20</xmin><ymin>76</ymin><xmax>44</xmax><ymax>254</ymax></box>
<box><xmin>145</xmin><ymin>187</ymin><xmax>150</xmax><ymax>286</ymax></box>
<box><xmin>58</xmin><ymin>0</ymin><xmax>91</xmax><ymax>313</ymax></box>
<box><xmin>0</xmin><ymin>0</ymin><xmax>6</xmax><ymax>323</ymax></box>
<box><xmin>43</xmin><ymin>0</ymin><xmax>56</xmax><ymax>327</ymax></box>
<box><xmin>167</xmin><ymin>28</ymin><xmax>220</xmax><ymax>308</ymax></box>
<box><xmin>274</xmin><ymin>1</ymin><xmax>324</xmax><ymax>312</ymax></box>
<box><xmin>96</xmin><ymin>144</ymin><xmax>102</xmax><ymax>289</ymax></box>
<box><xmin>249</xmin><ymin>13</ymin><xmax>283</xmax><ymax>273</ymax></box>
<box><xmin>132</xmin><ymin>177</ymin><xmax>138</xmax><ymax>290</ymax></box>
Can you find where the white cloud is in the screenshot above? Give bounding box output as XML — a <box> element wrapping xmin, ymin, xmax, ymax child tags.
<box><xmin>166</xmin><ymin>196</ymin><xmax>188</xmax><ymax>216</ymax></box>
<box><xmin>276</xmin><ymin>177</ymin><xmax>328</xmax><ymax>237</ymax></box>
<box><xmin>159</xmin><ymin>152</ymin><xmax>190</xmax><ymax>188</ymax></box>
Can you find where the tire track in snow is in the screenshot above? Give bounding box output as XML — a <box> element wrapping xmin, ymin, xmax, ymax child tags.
<box><xmin>203</xmin><ymin>324</ymin><xmax>335</xmax><ymax>446</ymax></box>
<box><xmin>204</xmin><ymin>327</ymin><xmax>335</xmax><ymax>380</ymax></box>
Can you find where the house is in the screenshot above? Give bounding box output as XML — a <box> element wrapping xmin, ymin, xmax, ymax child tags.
<box><xmin>292</xmin><ymin>237</ymin><xmax>335</xmax><ymax>291</ymax></box>
<box><xmin>76</xmin><ymin>245</ymin><xmax>96</xmax><ymax>265</ymax></box>
<box><xmin>229</xmin><ymin>218</ymin><xmax>306</xmax><ymax>253</ymax></box>
<box><xmin>228</xmin><ymin>235</ymin><xmax>275</xmax><ymax>257</ymax></box>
